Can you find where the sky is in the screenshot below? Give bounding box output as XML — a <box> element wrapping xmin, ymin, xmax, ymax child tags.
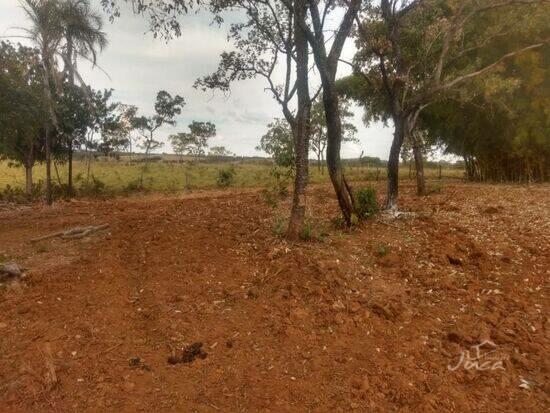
<box><xmin>0</xmin><ymin>0</ymin><xmax>395</xmax><ymax>159</ymax></box>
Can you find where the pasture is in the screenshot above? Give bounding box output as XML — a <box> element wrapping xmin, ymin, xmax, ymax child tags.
<box><xmin>0</xmin><ymin>156</ymin><xmax>464</xmax><ymax>196</ymax></box>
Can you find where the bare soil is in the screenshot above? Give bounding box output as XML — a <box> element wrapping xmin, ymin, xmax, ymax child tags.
<box><xmin>0</xmin><ymin>182</ymin><xmax>548</xmax><ymax>412</ymax></box>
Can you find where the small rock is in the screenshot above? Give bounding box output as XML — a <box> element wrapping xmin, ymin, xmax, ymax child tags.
<box><xmin>247</xmin><ymin>287</ymin><xmax>259</xmax><ymax>299</ymax></box>
<box><xmin>349</xmin><ymin>302</ymin><xmax>361</xmax><ymax>313</ymax></box>
<box><xmin>129</xmin><ymin>357</ymin><xmax>141</xmax><ymax>368</ymax></box>
<box><xmin>122</xmin><ymin>381</ymin><xmax>135</xmax><ymax>392</ymax></box>
<box><xmin>0</xmin><ymin>262</ymin><xmax>22</xmax><ymax>280</ymax></box>
<box><xmin>17</xmin><ymin>305</ymin><xmax>30</xmax><ymax>315</ymax></box>
<box><xmin>335</xmin><ymin>313</ymin><xmax>346</xmax><ymax>325</ymax></box>
<box><xmin>0</xmin><ymin>322</ymin><xmax>8</xmax><ymax>329</ymax></box>
<box><xmin>447</xmin><ymin>255</ymin><xmax>463</xmax><ymax>266</ymax></box>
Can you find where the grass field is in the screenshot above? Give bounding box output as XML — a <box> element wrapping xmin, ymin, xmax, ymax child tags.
<box><xmin>0</xmin><ymin>155</ymin><xmax>464</xmax><ymax>195</ymax></box>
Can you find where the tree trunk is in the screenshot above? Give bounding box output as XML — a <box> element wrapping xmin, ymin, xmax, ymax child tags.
<box><xmin>287</xmin><ymin>0</ymin><xmax>311</xmax><ymax>239</ymax></box>
<box><xmin>40</xmin><ymin>56</ymin><xmax>59</xmax><ymax>206</ymax></box>
<box><xmin>325</xmin><ymin>88</ymin><xmax>355</xmax><ymax>225</ymax></box>
<box><xmin>412</xmin><ymin>133</ymin><xmax>426</xmax><ymax>196</ymax></box>
<box><xmin>386</xmin><ymin>117</ymin><xmax>405</xmax><ymax>209</ymax></box>
<box><xmin>68</xmin><ymin>142</ymin><xmax>74</xmax><ymax>195</ymax></box>
<box><xmin>45</xmin><ymin>127</ymin><xmax>53</xmax><ymax>205</ymax></box>
<box><xmin>25</xmin><ymin>164</ymin><xmax>33</xmax><ymax>197</ymax></box>
<box><xmin>54</xmin><ymin>161</ymin><xmax>62</xmax><ymax>187</ymax></box>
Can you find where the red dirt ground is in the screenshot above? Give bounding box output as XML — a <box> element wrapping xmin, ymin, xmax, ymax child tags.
<box><xmin>0</xmin><ymin>182</ymin><xmax>548</xmax><ymax>412</ymax></box>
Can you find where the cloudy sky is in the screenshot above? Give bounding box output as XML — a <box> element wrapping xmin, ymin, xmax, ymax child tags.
<box><xmin>0</xmin><ymin>0</ymin><xmax>395</xmax><ymax>159</ymax></box>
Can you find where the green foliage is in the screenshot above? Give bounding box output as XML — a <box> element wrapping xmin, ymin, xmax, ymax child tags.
<box><xmin>133</xmin><ymin>90</ymin><xmax>185</xmax><ymax>157</ymax></box>
<box><xmin>216</xmin><ymin>167</ymin><xmax>236</xmax><ymax>187</ymax></box>
<box><xmin>0</xmin><ymin>156</ymin><xmax>464</xmax><ymax>197</ymax></box>
<box><xmin>257</xmin><ymin>119</ymin><xmax>294</xmax><ymax>169</ymax></box>
<box><xmin>77</xmin><ymin>175</ymin><xmax>107</xmax><ymax>196</ymax></box>
<box><xmin>0</xmin><ymin>41</ymin><xmax>46</xmax><ymax>169</ymax></box>
<box><xmin>261</xmin><ymin>189</ymin><xmax>279</xmax><ymax>209</ymax></box>
<box><xmin>209</xmin><ymin>146</ymin><xmax>232</xmax><ymax>157</ymax></box>
<box><xmin>300</xmin><ymin>221</ymin><xmax>313</xmax><ymax>241</ymax></box>
<box><xmin>355</xmin><ymin>187</ymin><xmax>379</xmax><ymax>219</ymax></box>
<box><xmin>123</xmin><ymin>179</ymin><xmax>144</xmax><ymax>193</ymax></box>
<box><xmin>271</xmin><ymin>215</ymin><xmax>286</xmax><ymax>237</ymax></box>
<box><xmin>170</xmin><ymin>121</ymin><xmax>216</xmax><ymax>158</ymax></box>
<box><xmin>0</xmin><ymin>185</ymin><xmax>33</xmax><ymax>203</ymax></box>
<box><xmin>376</xmin><ymin>243</ymin><xmax>390</xmax><ymax>257</ymax></box>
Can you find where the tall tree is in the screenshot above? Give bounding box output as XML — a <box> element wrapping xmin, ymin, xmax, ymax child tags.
<box><xmin>59</xmin><ymin>0</ymin><xmax>108</xmax><ymax>194</ymax></box>
<box><xmin>0</xmin><ymin>41</ymin><xmax>47</xmax><ymax>195</ymax></box>
<box><xmin>19</xmin><ymin>0</ymin><xmax>65</xmax><ymax>204</ymax></box>
<box><xmin>195</xmin><ymin>0</ymin><xmax>314</xmax><ymax>238</ymax></box>
<box><xmin>169</xmin><ymin>121</ymin><xmax>216</xmax><ymax>159</ymax></box>
<box><xmin>353</xmin><ymin>0</ymin><xmax>548</xmax><ymax>209</ymax></box>
<box><xmin>132</xmin><ymin>90</ymin><xmax>185</xmax><ymax>179</ymax></box>
<box><xmin>286</xmin><ymin>0</ymin><xmax>363</xmax><ymax>225</ymax></box>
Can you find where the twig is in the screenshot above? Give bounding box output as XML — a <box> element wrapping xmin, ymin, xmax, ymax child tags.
<box><xmin>30</xmin><ymin>224</ymin><xmax>110</xmax><ymax>243</ymax></box>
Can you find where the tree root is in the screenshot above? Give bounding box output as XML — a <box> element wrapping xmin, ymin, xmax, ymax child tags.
<box><xmin>30</xmin><ymin>224</ymin><xmax>110</xmax><ymax>243</ymax></box>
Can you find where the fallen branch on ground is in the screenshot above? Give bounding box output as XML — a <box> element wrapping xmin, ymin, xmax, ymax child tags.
<box><xmin>30</xmin><ymin>224</ymin><xmax>110</xmax><ymax>243</ymax></box>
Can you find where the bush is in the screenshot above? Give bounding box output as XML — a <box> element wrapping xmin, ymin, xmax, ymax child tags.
<box><xmin>0</xmin><ymin>181</ymin><xmax>45</xmax><ymax>203</ymax></box>
<box><xmin>376</xmin><ymin>243</ymin><xmax>390</xmax><ymax>257</ymax></box>
<box><xmin>0</xmin><ymin>185</ymin><xmax>29</xmax><ymax>203</ymax></box>
<box><xmin>272</xmin><ymin>215</ymin><xmax>286</xmax><ymax>237</ymax></box>
<box><xmin>300</xmin><ymin>221</ymin><xmax>313</xmax><ymax>241</ymax></box>
<box><xmin>355</xmin><ymin>187</ymin><xmax>379</xmax><ymax>219</ymax></box>
<box><xmin>217</xmin><ymin>167</ymin><xmax>236</xmax><ymax>187</ymax></box>
<box><xmin>77</xmin><ymin>175</ymin><xmax>108</xmax><ymax>197</ymax></box>
<box><xmin>123</xmin><ymin>179</ymin><xmax>144</xmax><ymax>193</ymax></box>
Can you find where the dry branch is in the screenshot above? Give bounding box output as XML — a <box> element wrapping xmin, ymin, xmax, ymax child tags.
<box><xmin>30</xmin><ymin>224</ymin><xmax>110</xmax><ymax>243</ymax></box>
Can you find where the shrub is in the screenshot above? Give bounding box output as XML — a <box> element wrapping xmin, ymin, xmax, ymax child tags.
<box><xmin>0</xmin><ymin>185</ymin><xmax>28</xmax><ymax>203</ymax></box>
<box><xmin>262</xmin><ymin>189</ymin><xmax>279</xmax><ymax>208</ymax></box>
<box><xmin>272</xmin><ymin>215</ymin><xmax>286</xmax><ymax>236</ymax></box>
<box><xmin>376</xmin><ymin>243</ymin><xmax>390</xmax><ymax>257</ymax></box>
<box><xmin>300</xmin><ymin>221</ymin><xmax>313</xmax><ymax>241</ymax></box>
<box><xmin>217</xmin><ymin>167</ymin><xmax>236</xmax><ymax>187</ymax></box>
<box><xmin>355</xmin><ymin>187</ymin><xmax>379</xmax><ymax>219</ymax></box>
<box><xmin>77</xmin><ymin>175</ymin><xmax>107</xmax><ymax>197</ymax></box>
<box><xmin>123</xmin><ymin>179</ymin><xmax>144</xmax><ymax>193</ymax></box>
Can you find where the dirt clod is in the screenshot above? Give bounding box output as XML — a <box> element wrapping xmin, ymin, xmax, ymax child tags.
<box><xmin>168</xmin><ymin>342</ymin><xmax>207</xmax><ymax>365</ymax></box>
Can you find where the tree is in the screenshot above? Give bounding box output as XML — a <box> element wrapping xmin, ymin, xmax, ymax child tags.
<box><xmin>257</xmin><ymin>119</ymin><xmax>295</xmax><ymax>169</ymax></box>
<box><xmin>209</xmin><ymin>146</ymin><xmax>233</xmax><ymax>157</ymax></box>
<box><xmin>194</xmin><ymin>0</ymin><xmax>314</xmax><ymax>239</ymax></box>
<box><xmin>353</xmin><ymin>0</ymin><xmax>548</xmax><ymax>209</ymax></box>
<box><xmin>187</xmin><ymin>121</ymin><xmax>216</xmax><ymax>157</ymax></box>
<box><xmin>19</xmin><ymin>0</ymin><xmax>65</xmax><ymax>204</ymax></box>
<box><xmin>98</xmin><ymin>103</ymin><xmax>135</xmax><ymax>157</ymax></box>
<box><xmin>15</xmin><ymin>0</ymin><xmax>108</xmax><ymax>201</ymax></box>
<box><xmin>132</xmin><ymin>90</ymin><xmax>185</xmax><ymax>174</ymax></box>
<box><xmin>422</xmin><ymin>48</ymin><xmax>550</xmax><ymax>183</ymax></box>
<box><xmin>284</xmin><ymin>0</ymin><xmax>363</xmax><ymax>226</ymax></box>
<box><xmin>59</xmin><ymin>0</ymin><xmax>108</xmax><ymax>194</ymax></box>
<box><xmin>0</xmin><ymin>41</ymin><xmax>47</xmax><ymax>195</ymax></box>
<box><xmin>169</xmin><ymin>121</ymin><xmax>216</xmax><ymax>159</ymax></box>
